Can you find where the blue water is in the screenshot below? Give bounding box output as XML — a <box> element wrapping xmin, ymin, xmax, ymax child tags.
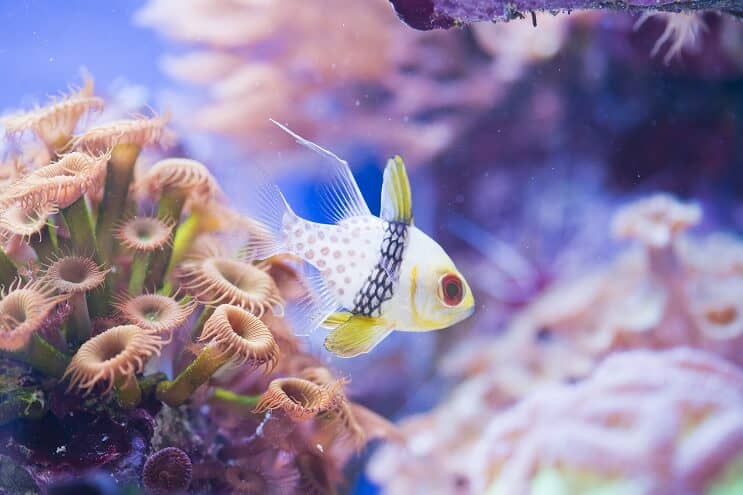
<box><xmin>0</xmin><ymin>0</ymin><xmax>162</xmax><ymax>110</ymax></box>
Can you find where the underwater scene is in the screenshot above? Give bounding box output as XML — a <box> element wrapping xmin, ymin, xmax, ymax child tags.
<box><xmin>0</xmin><ymin>0</ymin><xmax>742</xmax><ymax>494</ymax></box>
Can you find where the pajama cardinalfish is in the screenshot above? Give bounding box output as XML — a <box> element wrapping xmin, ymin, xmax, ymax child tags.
<box><xmin>252</xmin><ymin>122</ymin><xmax>475</xmax><ymax>357</ymax></box>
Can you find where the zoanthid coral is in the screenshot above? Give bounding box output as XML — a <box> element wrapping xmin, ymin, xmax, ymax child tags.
<box><xmin>43</xmin><ymin>255</ymin><xmax>107</xmax><ymax>343</ymax></box>
<box><xmin>0</xmin><ymin>76</ymin><xmax>396</xmax><ymax>494</ymax></box>
<box><xmin>156</xmin><ymin>304</ymin><xmax>278</xmax><ymax>407</ymax></box>
<box><xmin>199</xmin><ymin>304</ymin><xmax>279</xmax><ymax>370</ymax></box>
<box><xmin>254</xmin><ymin>377</ymin><xmax>339</xmax><ymax>421</ymax></box>
<box><xmin>114</xmin><ymin>215</ymin><xmax>175</xmax><ymax>294</ymax></box>
<box><xmin>0</xmin><ymin>279</ymin><xmax>68</xmax><ymax>377</ymax></box>
<box><xmin>63</xmin><ymin>324</ymin><xmax>163</xmax><ymax>407</ymax></box>
<box><xmin>1</xmin><ymin>73</ymin><xmax>103</xmax><ymax>153</ymax></box>
<box><xmin>178</xmin><ymin>242</ymin><xmax>284</xmax><ymax>317</ymax></box>
<box><xmin>134</xmin><ymin>158</ymin><xmax>220</xmax><ymax>289</ymax></box>
<box><xmin>0</xmin><ymin>151</ymin><xmax>107</xmax><ymax>210</ymax></box>
<box><xmin>113</xmin><ymin>292</ymin><xmax>195</xmax><ymax>339</ymax></box>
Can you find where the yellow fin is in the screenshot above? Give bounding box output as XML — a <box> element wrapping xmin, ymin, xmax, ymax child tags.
<box><xmin>324</xmin><ymin>315</ymin><xmax>392</xmax><ymax>358</ymax></box>
<box><xmin>322</xmin><ymin>311</ymin><xmax>353</xmax><ymax>329</ymax></box>
<box><xmin>380</xmin><ymin>155</ymin><xmax>413</xmax><ymax>224</ymax></box>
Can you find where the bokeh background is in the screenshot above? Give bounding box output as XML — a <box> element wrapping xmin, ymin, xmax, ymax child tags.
<box><xmin>3</xmin><ymin>1</ymin><xmax>743</xmax><ymax>493</ymax></box>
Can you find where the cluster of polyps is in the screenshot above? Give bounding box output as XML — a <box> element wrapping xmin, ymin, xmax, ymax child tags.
<box><xmin>0</xmin><ymin>77</ymin><xmax>398</xmax><ymax>493</ymax></box>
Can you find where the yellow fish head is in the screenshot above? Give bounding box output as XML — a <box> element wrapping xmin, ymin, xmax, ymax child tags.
<box><xmin>408</xmin><ymin>233</ymin><xmax>475</xmax><ymax>331</ymax></box>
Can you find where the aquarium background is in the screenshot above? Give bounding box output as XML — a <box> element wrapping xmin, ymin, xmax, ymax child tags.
<box><xmin>1</xmin><ymin>0</ymin><xmax>742</xmax><ymax>494</ymax></box>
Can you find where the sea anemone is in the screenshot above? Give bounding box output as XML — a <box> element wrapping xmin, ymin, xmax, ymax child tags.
<box><xmin>301</xmin><ymin>367</ymin><xmax>402</xmax><ymax>454</ymax></box>
<box><xmin>156</xmin><ymin>304</ymin><xmax>278</xmax><ymax>407</ymax></box>
<box><xmin>254</xmin><ymin>377</ymin><xmax>338</xmax><ymax>421</ymax></box>
<box><xmin>2</xmin><ymin>152</ymin><xmax>107</xmax><ymax>210</ymax></box>
<box><xmin>134</xmin><ymin>158</ymin><xmax>220</xmax><ymax>289</ymax></box>
<box><xmin>223</xmin><ymin>453</ymin><xmax>299</xmax><ymax>495</ymax></box>
<box><xmin>1</xmin><ymin>74</ymin><xmax>103</xmax><ymax>153</ymax></box>
<box><xmin>73</xmin><ymin>114</ymin><xmax>175</xmax><ymax>264</ymax></box>
<box><xmin>135</xmin><ymin>158</ymin><xmax>220</xmax><ymax>204</ymax></box>
<box><xmin>179</xmin><ymin>247</ymin><xmax>284</xmax><ymax>317</ymax></box>
<box><xmin>113</xmin><ymin>292</ymin><xmax>196</xmax><ymax>340</ymax></box>
<box><xmin>72</xmin><ymin>112</ymin><xmax>175</xmax><ymax>158</ymax></box>
<box><xmin>0</xmin><ymin>279</ymin><xmax>69</xmax><ymax>378</ymax></box>
<box><xmin>64</xmin><ymin>324</ymin><xmax>163</xmax><ymax>407</ymax></box>
<box><xmin>0</xmin><ymin>201</ymin><xmax>58</xmax><ymax>242</ymax></box>
<box><xmin>44</xmin><ymin>254</ymin><xmax>106</xmax><ymax>294</ymax></box>
<box><xmin>142</xmin><ymin>447</ymin><xmax>193</xmax><ymax>495</ymax></box>
<box><xmin>43</xmin><ymin>255</ymin><xmax>107</xmax><ymax>343</ymax></box>
<box><xmin>0</xmin><ymin>279</ymin><xmax>60</xmax><ymax>352</ymax></box>
<box><xmin>199</xmin><ymin>304</ymin><xmax>279</xmax><ymax>370</ymax></box>
<box><xmin>113</xmin><ymin>215</ymin><xmax>175</xmax><ymax>294</ymax></box>
<box><xmin>114</xmin><ymin>216</ymin><xmax>175</xmax><ymax>253</ymax></box>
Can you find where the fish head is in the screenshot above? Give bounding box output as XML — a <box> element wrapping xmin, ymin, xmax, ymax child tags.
<box><xmin>407</xmin><ymin>229</ymin><xmax>475</xmax><ymax>331</ymax></box>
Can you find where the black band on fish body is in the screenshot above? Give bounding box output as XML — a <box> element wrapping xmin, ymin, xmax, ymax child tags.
<box><xmin>352</xmin><ymin>221</ymin><xmax>409</xmax><ymax>317</ymax></box>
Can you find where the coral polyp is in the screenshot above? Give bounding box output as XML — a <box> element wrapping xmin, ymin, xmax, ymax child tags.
<box><xmin>0</xmin><ymin>78</ymin><xmax>396</xmax><ymax>493</ymax></box>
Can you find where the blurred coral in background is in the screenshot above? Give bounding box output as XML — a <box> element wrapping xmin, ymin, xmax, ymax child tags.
<box><xmin>135</xmin><ymin>0</ymin><xmax>578</xmax><ymax>169</ymax></box>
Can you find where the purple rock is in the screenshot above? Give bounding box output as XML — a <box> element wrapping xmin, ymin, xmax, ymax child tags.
<box><xmin>388</xmin><ymin>0</ymin><xmax>743</xmax><ymax>29</ymax></box>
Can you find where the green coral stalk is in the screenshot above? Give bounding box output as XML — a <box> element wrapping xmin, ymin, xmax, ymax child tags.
<box><xmin>4</xmin><ymin>334</ymin><xmax>70</xmax><ymax>378</ymax></box>
<box><xmin>147</xmin><ymin>191</ymin><xmax>187</xmax><ymax>290</ymax></box>
<box><xmin>115</xmin><ymin>375</ymin><xmax>142</xmax><ymax>409</ymax></box>
<box><xmin>128</xmin><ymin>251</ymin><xmax>151</xmax><ymax>296</ymax></box>
<box><xmin>210</xmin><ymin>387</ymin><xmax>260</xmax><ymax>409</ymax></box>
<box><xmin>61</xmin><ymin>196</ymin><xmax>96</xmax><ymax>256</ymax></box>
<box><xmin>0</xmin><ymin>388</ymin><xmax>47</xmax><ymax>425</ymax></box>
<box><xmin>96</xmin><ymin>144</ymin><xmax>141</xmax><ymax>264</ymax></box>
<box><xmin>160</xmin><ymin>211</ymin><xmax>202</xmax><ymax>295</ymax></box>
<box><xmin>156</xmin><ymin>343</ymin><xmax>230</xmax><ymax>408</ymax></box>
<box><xmin>67</xmin><ymin>291</ymin><xmax>92</xmax><ymax>346</ymax></box>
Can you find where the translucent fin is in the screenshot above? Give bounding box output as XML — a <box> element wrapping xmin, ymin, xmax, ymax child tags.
<box><xmin>248</xmin><ymin>182</ymin><xmax>296</xmax><ymax>260</ymax></box>
<box><xmin>324</xmin><ymin>316</ymin><xmax>393</xmax><ymax>358</ymax></box>
<box><xmin>284</xmin><ymin>262</ymin><xmax>339</xmax><ymax>337</ymax></box>
<box><xmin>270</xmin><ymin>119</ymin><xmax>371</xmax><ymax>223</ymax></box>
<box><xmin>380</xmin><ymin>155</ymin><xmax>413</xmax><ymax>225</ymax></box>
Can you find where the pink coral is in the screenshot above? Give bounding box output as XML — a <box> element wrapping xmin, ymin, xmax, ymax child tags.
<box><xmin>370</xmin><ymin>349</ymin><xmax>743</xmax><ymax>495</ymax></box>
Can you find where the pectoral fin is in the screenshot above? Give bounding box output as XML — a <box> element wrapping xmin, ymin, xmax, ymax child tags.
<box><xmin>324</xmin><ymin>315</ymin><xmax>393</xmax><ymax>358</ymax></box>
<box><xmin>380</xmin><ymin>155</ymin><xmax>413</xmax><ymax>225</ymax></box>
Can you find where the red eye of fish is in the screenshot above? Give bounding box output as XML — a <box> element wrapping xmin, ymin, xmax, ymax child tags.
<box><xmin>440</xmin><ymin>273</ymin><xmax>464</xmax><ymax>306</ymax></box>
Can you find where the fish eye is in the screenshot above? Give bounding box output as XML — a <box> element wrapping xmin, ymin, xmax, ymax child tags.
<box><xmin>440</xmin><ymin>273</ymin><xmax>464</xmax><ymax>307</ymax></box>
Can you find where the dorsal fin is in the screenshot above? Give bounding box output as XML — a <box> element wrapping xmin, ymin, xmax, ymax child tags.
<box><xmin>380</xmin><ymin>155</ymin><xmax>413</xmax><ymax>225</ymax></box>
<box><xmin>270</xmin><ymin>119</ymin><xmax>371</xmax><ymax>223</ymax></box>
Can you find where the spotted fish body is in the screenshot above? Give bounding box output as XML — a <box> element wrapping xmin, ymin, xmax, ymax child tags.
<box><xmin>282</xmin><ymin>215</ymin><xmax>385</xmax><ymax>310</ymax></box>
<box><xmin>253</xmin><ymin>122</ymin><xmax>475</xmax><ymax>357</ymax></box>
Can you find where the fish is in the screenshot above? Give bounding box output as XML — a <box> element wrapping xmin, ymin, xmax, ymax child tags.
<box><xmin>250</xmin><ymin>121</ymin><xmax>475</xmax><ymax>358</ymax></box>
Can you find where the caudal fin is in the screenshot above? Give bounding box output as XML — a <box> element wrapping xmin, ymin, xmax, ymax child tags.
<box><xmin>248</xmin><ymin>182</ymin><xmax>296</xmax><ymax>260</ymax></box>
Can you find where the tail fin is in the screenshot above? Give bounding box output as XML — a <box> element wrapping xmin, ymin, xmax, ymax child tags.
<box><xmin>248</xmin><ymin>182</ymin><xmax>296</xmax><ymax>260</ymax></box>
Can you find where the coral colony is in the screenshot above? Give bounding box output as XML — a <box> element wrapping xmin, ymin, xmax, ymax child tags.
<box><xmin>368</xmin><ymin>194</ymin><xmax>743</xmax><ymax>494</ymax></box>
<box><xmin>0</xmin><ymin>78</ymin><xmax>399</xmax><ymax>493</ymax></box>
